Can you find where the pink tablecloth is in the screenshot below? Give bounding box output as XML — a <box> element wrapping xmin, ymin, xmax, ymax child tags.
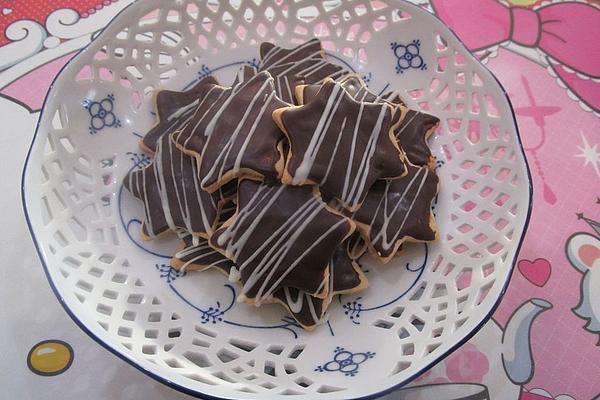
<box><xmin>1</xmin><ymin>1</ymin><xmax>598</xmax><ymax>399</ymax></box>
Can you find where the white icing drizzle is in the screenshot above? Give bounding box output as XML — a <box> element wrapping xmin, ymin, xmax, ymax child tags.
<box><xmin>215</xmin><ymin>184</ymin><xmax>348</xmax><ymax>305</ymax></box>
<box><xmin>260</xmin><ymin>38</ymin><xmax>322</xmax><ymax>68</ymax></box>
<box><xmin>196</xmin><ymin>73</ymin><xmax>279</xmax><ymax>189</ymax></box>
<box><xmin>126</xmin><ymin>135</ymin><xmax>219</xmax><ymax>238</ymax></box>
<box><xmin>367</xmin><ymin>167</ymin><xmax>431</xmax><ymax>252</ymax></box>
<box><xmin>291</xmin><ymin>81</ymin><xmax>391</xmax><ymax>209</ymax></box>
<box><xmin>282</xmin><ymin>287</ymin><xmax>322</xmax><ymax>326</ymax></box>
<box><xmin>271</xmin><ymin>58</ymin><xmax>345</xmax><ymax>84</ymax></box>
<box><xmin>275</xmin><ymin>75</ymin><xmax>296</xmax><ymax>103</ymax></box>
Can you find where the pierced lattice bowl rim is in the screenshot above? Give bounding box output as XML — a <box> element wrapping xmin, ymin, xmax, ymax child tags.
<box><xmin>22</xmin><ymin>1</ymin><xmax>532</xmax><ymax>399</ymax></box>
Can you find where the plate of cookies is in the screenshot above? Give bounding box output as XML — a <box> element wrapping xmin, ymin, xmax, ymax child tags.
<box><xmin>22</xmin><ymin>1</ymin><xmax>532</xmax><ymax>399</ymax></box>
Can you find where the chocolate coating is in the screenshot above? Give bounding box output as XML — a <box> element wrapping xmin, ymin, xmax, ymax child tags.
<box><xmin>174</xmin><ymin>71</ymin><xmax>288</xmax><ymax>192</ymax></box>
<box><xmin>273</xmin><ymin>244</ymin><xmax>366</xmax><ymax>328</ymax></box>
<box><xmin>123</xmin><ymin>134</ymin><xmax>221</xmax><ymax>238</ymax></box>
<box><xmin>352</xmin><ymin>164</ymin><xmax>439</xmax><ymax>261</ymax></box>
<box><xmin>172</xmin><ymin>234</ymin><xmax>235</xmax><ymax>272</ymax></box>
<box><xmin>300</xmin><ymin>75</ymin><xmax>403</xmax><ymax>106</ymax></box>
<box><xmin>277</xmin><ymin>79</ymin><xmax>407</xmax><ymax>211</ymax></box>
<box><xmin>259</xmin><ymin>38</ymin><xmax>324</xmax><ymax>69</ymax></box>
<box><xmin>210</xmin><ymin>180</ymin><xmax>354</xmax><ymax>303</ymax></box>
<box><xmin>142</xmin><ymin>76</ymin><xmax>219</xmax><ymax>152</ymax></box>
<box><xmin>394</xmin><ymin>109</ymin><xmax>439</xmax><ymax>167</ymax></box>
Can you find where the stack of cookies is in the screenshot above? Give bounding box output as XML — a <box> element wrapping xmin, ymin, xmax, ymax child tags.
<box><xmin>124</xmin><ymin>39</ymin><xmax>440</xmax><ymax>330</ymax></box>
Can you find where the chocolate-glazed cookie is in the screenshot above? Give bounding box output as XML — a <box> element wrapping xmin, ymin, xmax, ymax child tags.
<box><xmin>123</xmin><ymin>134</ymin><xmax>221</xmax><ymax>239</ymax></box>
<box><xmin>174</xmin><ymin>71</ymin><xmax>288</xmax><ymax>193</ymax></box>
<box><xmin>231</xmin><ymin>65</ymin><xmax>258</xmax><ymax>86</ymax></box>
<box><xmin>346</xmin><ymin>232</ymin><xmax>368</xmax><ymax>260</ymax></box>
<box><xmin>394</xmin><ymin>109</ymin><xmax>439</xmax><ymax>168</ymax></box>
<box><xmin>298</xmin><ymin>76</ymin><xmax>437</xmax><ymax>168</ymax></box>
<box><xmin>141</xmin><ymin>75</ymin><xmax>219</xmax><ymax>153</ymax></box>
<box><xmin>259</xmin><ymin>38</ymin><xmax>324</xmax><ymax>69</ymax></box>
<box><xmin>297</xmin><ymin>74</ymin><xmax>404</xmax><ymax>106</ymax></box>
<box><xmin>259</xmin><ymin>39</ymin><xmax>348</xmax><ymax>85</ymax></box>
<box><xmin>352</xmin><ymin>164</ymin><xmax>439</xmax><ymax>263</ymax></box>
<box><xmin>266</xmin><ymin>58</ymin><xmax>347</xmax><ymax>85</ymax></box>
<box><xmin>232</xmin><ymin>64</ymin><xmax>303</xmax><ymax>105</ymax></box>
<box><xmin>273</xmin><ymin>78</ymin><xmax>407</xmax><ymax>212</ymax></box>
<box><xmin>172</xmin><ymin>234</ymin><xmax>236</xmax><ymax>273</ymax></box>
<box><xmin>210</xmin><ymin>180</ymin><xmax>355</xmax><ymax>305</ymax></box>
<box><xmin>274</xmin><ymin>245</ymin><xmax>367</xmax><ymax>329</ymax></box>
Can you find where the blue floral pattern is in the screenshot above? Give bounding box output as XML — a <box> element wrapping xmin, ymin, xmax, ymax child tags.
<box><xmin>156</xmin><ymin>264</ymin><xmax>185</xmax><ymax>283</ymax></box>
<box><xmin>315</xmin><ymin>347</ymin><xmax>375</xmax><ymax>377</ymax></box>
<box><xmin>83</xmin><ymin>94</ymin><xmax>121</xmax><ymax>134</ymax></box>
<box><xmin>391</xmin><ymin>40</ymin><xmax>427</xmax><ymax>74</ymax></box>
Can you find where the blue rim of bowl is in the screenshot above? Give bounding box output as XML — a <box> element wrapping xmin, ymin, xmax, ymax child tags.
<box><xmin>20</xmin><ymin>1</ymin><xmax>533</xmax><ymax>399</ymax></box>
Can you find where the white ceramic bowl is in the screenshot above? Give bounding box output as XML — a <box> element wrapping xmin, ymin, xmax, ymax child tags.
<box><xmin>22</xmin><ymin>1</ymin><xmax>531</xmax><ymax>399</ymax></box>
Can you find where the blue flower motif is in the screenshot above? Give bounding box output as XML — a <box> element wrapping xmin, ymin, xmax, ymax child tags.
<box><xmin>156</xmin><ymin>264</ymin><xmax>186</xmax><ymax>283</ymax></box>
<box><xmin>126</xmin><ymin>152</ymin><xmax>152</xmax><ymax>169</ymax></box>
<box><xmin>83</xmin><ymin>94</ymin><xmax>121</xmax><ymax>134</ymax></box>
<box><xmin>391</xmin><ymin>40</ymin><xmax>427</xmax><ymax>74</ymax></box>
<box><xmin>342</xmin><ymin>296</ymin><xmax>363</xmax><ymax>324</ymax></box>
<box><xmin>198</xmin><ymin>64</ymin><xmax>213</xmax><ymax>80</ymax></box>
<box><xmin>315</xmin><ymin>347</ymin><xmax>375</xmax><ymax>377</ymax></box>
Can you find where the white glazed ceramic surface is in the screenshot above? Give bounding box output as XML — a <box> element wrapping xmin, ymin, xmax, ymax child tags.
<box><xmin>22</xmin><ymin>1</ymin><xmax>531</xmax><ymax>399</ymax></box>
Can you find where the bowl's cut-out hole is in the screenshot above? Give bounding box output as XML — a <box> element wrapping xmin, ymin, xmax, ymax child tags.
<box><xmin>389</xmin><ymin>306</ymin><xmax>404</xmax><ymax>318</ymax></box>
<box><xmin>97</xmin><ymin>303</ymin><xmax>113</xmax><ymax>316</ymax></box>
<box><xmin>398</xmin><ymin>327</ymin><xmax>410</xmax><ymax>339</ymax></box>
<box><xmin>145</xmin><ymin>329</ymin><xmax>158</xmax><ymax>339</ymax></box>
<box><xmin>267</xmin><ymin>345</ymin><xmax>284</xmax><ymax>355</ymax></box>
<box><xmin>401</xmin><ymin>343</ymin><xmax>415</xmax><ymax>355</ymax></box>
<box><xmin>142</xmin><ymin>345</ymin><xmax>156</xmax><ymax>355</ymax></box>
<box><xmin>456</xmin><ymin>269</ymin><xmax>472</xmax><ymax>290</ymax></box>
<box><xmin>433</xmin><ymin>32</ymin><xmax>448</xmax><ymax>52</ymax></box>
<box><xmin>212</xmin><ymin>371</ymin><xmax>235</xmax><ymax>383</ymax></box>
<box><xmin>373</xmin><ymin>319</ymin><xmax>394</xmax><ymax>329</ymax></box>
<box><xmin>194</xmin><ymin>324</ymin><xmax>216</xmax><ymax>338</ymax></box>
<box><xmin>409</xmin><ymin>316</ymin><xmax>425</xmax><ymax>332</ymax></box>
<box><xmin>288</xmin><ymin>345</ymin><xmax>305</xmax><ymax>359</ymax></box>
<box><xmin>295</xmin><ymin>376</ymin><xmax>313</xmax><ymax>388</ymax></box>
<box><xmin>410</xmin><ymin>283</ymin><xmax>426</xmax><ymax>301</ymax></box>
<box><xmin>432</xmin><ymin>283</ymin><xmax>447</xmax><ymax>298</ymax></box>
<box><xmin>164</xmin><ymin>358</ymin><xmax>183</xmax><ymax>368</ymax></box>
<box><xmin>229</xmin><ymin>338</ymin><xmax>258</xmax><ymax>353</ymax></box>
<box><xmin>183</xmin><ymin>351</ymin><xmax>212</xmax><ymax>368</ymax></box>
<box><xmin>284</xmin><ymin>364</ymin><xmax>297</xmax><ymax>375</ymax></box>
<box><xmin>467</xmin><ymin>120</ymin><xmax>480</xmax><ymax>143</ymax></box>
<box><xmin>216</xmin><ymin>348</ymin><xmax>238</xmax><ymax>363</ymax></box>
<box><xmin>117</xmin><ymin>326</ymin><xmax>132</xmax><ymax>338</ymax></box>
<box><xmin>122</xmin><ymin>310</ymin><xmax>136</xmax><ymax>321</ymax></box>
<box><xmin>165</xmin><ymin>327</ymin><xmax>181</xmax><ymax>340</ymax></box>
<box><xmin>263</xmin><ymin>361</ymin><xmax>276</xmax><ymax>377</ymax></box>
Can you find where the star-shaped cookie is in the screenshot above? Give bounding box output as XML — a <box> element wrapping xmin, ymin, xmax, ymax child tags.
<box><xmin>273</xmin><ymin>78</ymin><xmax>407</xmax><ymax>211</ymax></box>
<box><xmin>123</xmin><ymin>134</ymin><xmax>221</xmax><ymax>239</ymax></box>
<box><xmin>171</xmin><ymin>233</ymin><xmax>235</xmax><ymax>273</ymax></box>
<box><xmin>140</xmin><ymin>75</ymin><xmax>219</xmax><ymax>153</ymax></box>
<box><xmin>352</xmin><ymin>164</ymin><xmax>439</xmax><ymax>263</ymax></box>
<box><xmin>232</xmin><ymin>64</ymin><xmax>303</xmax><ymax>105</ymax></box>
<box><xmin>296</xmin><ymin>74</ymin><xmax>403</xmax><ymax>106</ymax></box>
<box><xmin>210</xmin><ymin>180</ymin><xmax>355</xmax><ymax>305</ymax></box>
<box><xmin>173</xmin><ymin>71</ymin><xmax>288</xmax><ymax>193</ymax></box>
<box><xmin>259</xmin><ymin>38</ymin><xmax>324</xmax><ymax>69</ymax></box>
<box><xmin>259</xmin><ymin>39</ymin><xmax>348</xmax><ymax>85</ymax></box>
<box><xmin>394</xmin><ymin>109</ymin><xmax>439</xmax><ymax>168</ymax></box>
<box><xmin>298</xmin><ymin>75</ymin><xmax>437</xmax><ymax>168</ymax></box>
<box><xmin>274</xmin><ymin>245</ymin><xmax>367</xmax><ymax>329</ymax></box>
